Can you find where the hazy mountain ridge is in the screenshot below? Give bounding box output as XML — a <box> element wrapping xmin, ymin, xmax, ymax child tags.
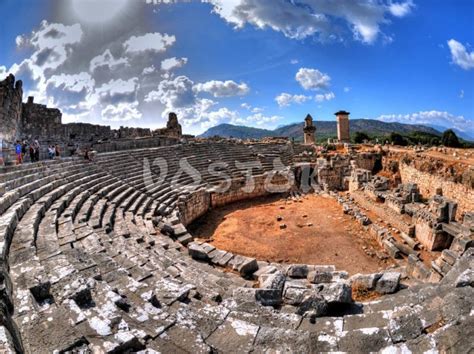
<box><xmin>199</xmin><ymin>119</ymin><xmax>443</xmax><ymax>140</ymax></box>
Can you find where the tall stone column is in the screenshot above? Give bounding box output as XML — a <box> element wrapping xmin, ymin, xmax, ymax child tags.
<box><xmin>335</xmin><ymin>110</ymin><xmax>350</xmax><ymax>143</ymax></box>
<box><xmin>303</xmin><ymin>114</ymin><xmax>316</xmax><ymax>144</ymax></box>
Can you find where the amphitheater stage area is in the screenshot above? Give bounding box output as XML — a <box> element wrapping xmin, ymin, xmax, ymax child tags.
<box><xmin>189</xmin><ymin>193</ymin><xmax>393</xmax><ymax>274</ymax></box>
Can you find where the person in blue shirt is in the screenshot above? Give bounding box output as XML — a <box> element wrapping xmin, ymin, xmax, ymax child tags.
<box><xmin>15</xmin><ymin>141</ymin><xmax>22</xmax><ymax>165</ymax></box>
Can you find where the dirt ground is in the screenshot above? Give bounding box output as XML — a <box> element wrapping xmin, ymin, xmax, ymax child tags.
<box><xmin>188</xmin><ymin>194</ymin><xmax>394</xmax><ymax>274</ymax></box>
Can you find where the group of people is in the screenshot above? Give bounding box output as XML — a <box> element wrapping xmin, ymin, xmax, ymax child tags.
<box><xmin>15</xmin><ymin>139</ymin><xmax>60</xmax><ymax>164</ymax></box>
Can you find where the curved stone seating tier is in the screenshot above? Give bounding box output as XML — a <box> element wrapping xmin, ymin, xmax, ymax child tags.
<box><xmin>0</xmin><ymin>144</ymin><xmax>472</xmax><ymax>352</ymax></box>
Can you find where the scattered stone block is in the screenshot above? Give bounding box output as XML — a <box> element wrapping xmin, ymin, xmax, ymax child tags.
<box><xmin>307</xmin><ymin>270</ymin><xmax>333</xmax><ymax>284</ymax></box>
<box><xmin>261</xmin><ymin>272</ymin><xmax>285</xmax><ymax>293</ymax></box>
<box><xmin>296</xmin><ymin>293</ymin><xmax>328</xmax><ymax>317</ymax></box>
<box><xmin>232</xmin><ymin>256</ymin><xmax>258</xmax><ymax>276</ymax></box>
<box><xmin>455</xmin><ymin>269</ymin><xmax>474</xmax><ymax>287</ymax></box>
<box><xmin>349</xmin><ymin>273</ymin><xmax>382</xmax><ymax>291</ymax></box>
<box><xmin>375</xmin><ymin>272</ymin><xmax>400</xmax><ymax>294</ymax></box>
<box><xmin>287</xmin><ymin>264</ymin><xmax>308</xmax><ymax>278</ymax></box>
<box><xmin>187</xmin><ymin>242</ymin><xmax>210</xmax><ymax>261</ymax></box>
<box><xmin>319</xmin><ymin>282</ymin><xmax>352</xmax><ymax>303</ymax></box>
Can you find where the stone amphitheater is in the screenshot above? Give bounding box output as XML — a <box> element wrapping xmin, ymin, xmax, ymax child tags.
<box><xmin>0</xmin><ymin>75</ymin><xmax>473</xmax><ymax>353</ymax></box>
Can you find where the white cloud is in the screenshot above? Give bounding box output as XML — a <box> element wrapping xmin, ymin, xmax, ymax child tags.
<box><xmin>28</xmin><ymin>21</ymin><xmax>83</xmax><ymax>50</ymax></box>
<box><xmin>46</xmin><ymin>72</ymin><xmax>94</xmax><ymax>92</ymax></box>
<box><xmin>96</xmin><ymin>78</ymin><xmax>139</xmax><ymax>104</ymax></box>
<box><xmin>46</xmin><ymin>72</ymin><xmax>96</xmax><ymax>108</ymax></box>
<box><xmin>447</xmin><ymin>39</ymin><xmax>474</xmax><ymax>70</ymax></box>
<box><xmin>206</xmin><ymin>0</ymin><xmax>412</xmax><ymax>44</ymax></box>
<box><xmin>7</xmin><ymin>21</ymin><xmax>85</xmax><ymax>104</ymax></box>
<box><xmin>459</xmin><ymin>89</ymin><xmax>464</xmax><ymax>99</ymax></box>
<box><xmin>344</xmin><ymin>86</ymin><xmax>351</xmax><ymax>92</ymax></box>
<box><xmin>241</xmin><ymin>102</ymin><xmax>251</xmax><ymax>110</ymax></box>
<box><xmin>377</xmin><ymin>110</ymin><xmax>474</xmax><ymax>134</ymax></box>
<box><xmin>102</xmin><ymin>101</ymin><xmax>142</xmax><ymax>121</ymax></box>
<box><xmin>90</xmin><ymin>49</ymin><xmax>129</xmax><ymax>72</ymax></box>
<box><xmin>275</xmin><ymin>92</ymin><xmax>311</xmax><ymax>107</ymax></box>
<box><xmin>142</xmin><ymin>65</ymin><xmax>156</xmax><ymax>75</ymax></box>
<box><xmin>15</xmin><ymin>35</ymin><xmax>26</xmax><ymax>47</ymax></box>
<box><xmin>194</xmin><ymin>80</ymin><xmax>249</xmax><ymax>97</ymax></box>
<box><xmin>124</xmin><ymin>32</ymin><xmax>175</xmax><ymax>53</ymax></box>
<box><xmin>233</xmin><ymin>112</ymin><xmax>282</xmax><ymax>126</ymax></box>
<box><xmin>161</xmin><ymin>57</ymin><xmax>188</xmax><ymax>71</ymax></box>
<box><xmin>145</xmin><ymin>75</ymin><xmax>195</xmax><ymax>108</ymax></box>
<box><xmin>315</xmin><ymin>91</ymin><xmax>335</xmax><ymax>102</ymax></box>
<box><xmin>388</xmin><ymin>1</ymin><xmax>414</xmax><ymax>17</ymax></box>
<box><xmin>290</xmin><ymin>59</ymin><xmax>299</xmax><ymax>64</ymax></box>
<box><xmin>295</xmin><ymin>68</ymin><xmax>330</xmax><ymax>90</ymax></box>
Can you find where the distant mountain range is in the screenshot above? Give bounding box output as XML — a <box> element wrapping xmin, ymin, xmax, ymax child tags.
<box><xmin>199</xmin><ymin>119</ymin><xmax>445</xmax><ymax>140</ymax></box>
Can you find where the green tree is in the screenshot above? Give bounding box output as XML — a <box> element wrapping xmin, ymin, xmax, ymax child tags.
<box><xmin>441</xmin><ymin>129</ymin><xmax>461</xmax><ymax>147</ymax></box>
<box><xmin>354</xmin><ymin>131</ymin><xmax>370</xmax><ymax>144</ymax></box>
<box><xmin>389</xmin><ymin>132</ymin><xmax>407</xmax><ymax>146</ymax></box>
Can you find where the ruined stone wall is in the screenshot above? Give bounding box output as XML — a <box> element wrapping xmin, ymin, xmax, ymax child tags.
<box><xmin>353</xmin><ymin>152</ymin><xmax>379</xmax><ymax>171</ymax></box>
<box><xmin>21</xmin><ymin>97</ymin><xmax>62</xmax><ymax>139</ymax></box>
<box><xmin>399</xmin><ymin>163</ymin><xmax>474</xmax><ymax>216</ymax></box>
<box><xmin>64</xmin><ymin>123</ymin><xmax>113</xmax><ymax>141</ymax></box>
<box><xmin>93</xmin><ymin>136</ymin><xmax>180</xmax><ymax>153</ymax></box>
<box><xmin>318</xmin><ymin>166</ymin><xmax>346</xmax><ymax>190</ymax></box>
<box><xmin>210</xmin><ymin>173</ymin><xmax>292</xmax><ymax>208</ymax></box>
<box><xmin>119</xmin><ymin>126</ymin><xmax>152</xmax><ymax>139</ymax></box>
<box><xmin>0</xmin><ymin>74</ymin><xmax>23</xmax><ymax>143</ymax></box>
<box><xmin>178</xmin><ymin>188</ymin><xmax>211</xmax><ymax>226</ymax></box>
<box><xmin>177</xmin><ymin>173</ymin><xmax>293</xmax><ymax>226</ymax></box>
<box><xmin>352</xmin><ymin>191</ymin><xmax>415</xmax><ymax>235</ymax></box>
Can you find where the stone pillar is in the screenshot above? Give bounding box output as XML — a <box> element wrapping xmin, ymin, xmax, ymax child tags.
<box><xmin>335</xmin><ymin>110</ymin><xmax>350</xmax><ymax>143</ymax></box>
<box><xmin>303</xmin><ymin>114</ymin><xmax>316</xmax><ymax>145</ymax></box>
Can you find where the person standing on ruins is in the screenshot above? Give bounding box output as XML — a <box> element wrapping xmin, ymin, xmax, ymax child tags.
<box><xmin>55</xmin><ymin>144</ymin><xmax>61</xmax><ymax>159</ymax></box>
<box><xmin>48</xmin><ymin>145</ymin><xmax>55</xmax><ymax>159</ymax></box>
<box><xmin>33</xmin><ymin>139</ymin><xmax>40</xmax><ymax>161</ymax></box>
<box><xmin>29</xmin><ymin>143</ymin><xmax>36</xmax><ymax>162</ymax></box>
<box><xmin>21</xmin><ymin>140</ymin><xmax>27</xmax><ymax>161</ymax></box>
<box><xmin>15</xmin><ymin>141</ymin><xmax>22</xmax><ymax>164</ymax></box>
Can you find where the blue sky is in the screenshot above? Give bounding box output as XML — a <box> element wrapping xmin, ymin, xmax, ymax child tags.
<box><xmin>1</xmin><ymin>0</ymin><xmax>473</xmax><ymax>136</ymax></box>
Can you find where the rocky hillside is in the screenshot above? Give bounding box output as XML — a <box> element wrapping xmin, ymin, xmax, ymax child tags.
<box><xmin>199</xmin><ymin>119</ymin><xmax>441</xmax><ymax>140</ymax></box>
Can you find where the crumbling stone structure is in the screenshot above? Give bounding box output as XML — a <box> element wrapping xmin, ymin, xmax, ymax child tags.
<box><xmin>414</xmin><ymin>195</ymin><xmax>458</xmax><ymax>251</ymax></box>
<box><xmin>154</xmin><ymin>112</ymin><xmax>182</xmax><ymax>138</ymax></box>
<box><xmin>348</xmin><ymin>168</ymin><xmax>372</xmax><ymax>192</ymax></box>
<box><xmin>21</xmin><ymin>96</ymin><xmax>62</xmax><ymax>138</ymax></box>
<box><xmin>385</xmin><ymin>183</ymin><xmax>420</xmax><ymax>214</ymax></box>
<box><xmin>0</xmin><ymin>74</ymin><xmax>23</xmax><ymax>143</ymax></box>
<box><xmin>118</xmin><ymin>126</ymin><xmax>152</xmax><ymax>139</ymax></box>
<box><xmin>303</xmin><ymin>113</ymin><xmax>316</xmax><ymax>144</ymax></box>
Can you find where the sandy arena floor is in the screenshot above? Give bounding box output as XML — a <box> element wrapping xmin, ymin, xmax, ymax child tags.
<box><xmin>188</xmin><ymin>194</ymin><xmax>394</xmax><ymax>274</ymax></box>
